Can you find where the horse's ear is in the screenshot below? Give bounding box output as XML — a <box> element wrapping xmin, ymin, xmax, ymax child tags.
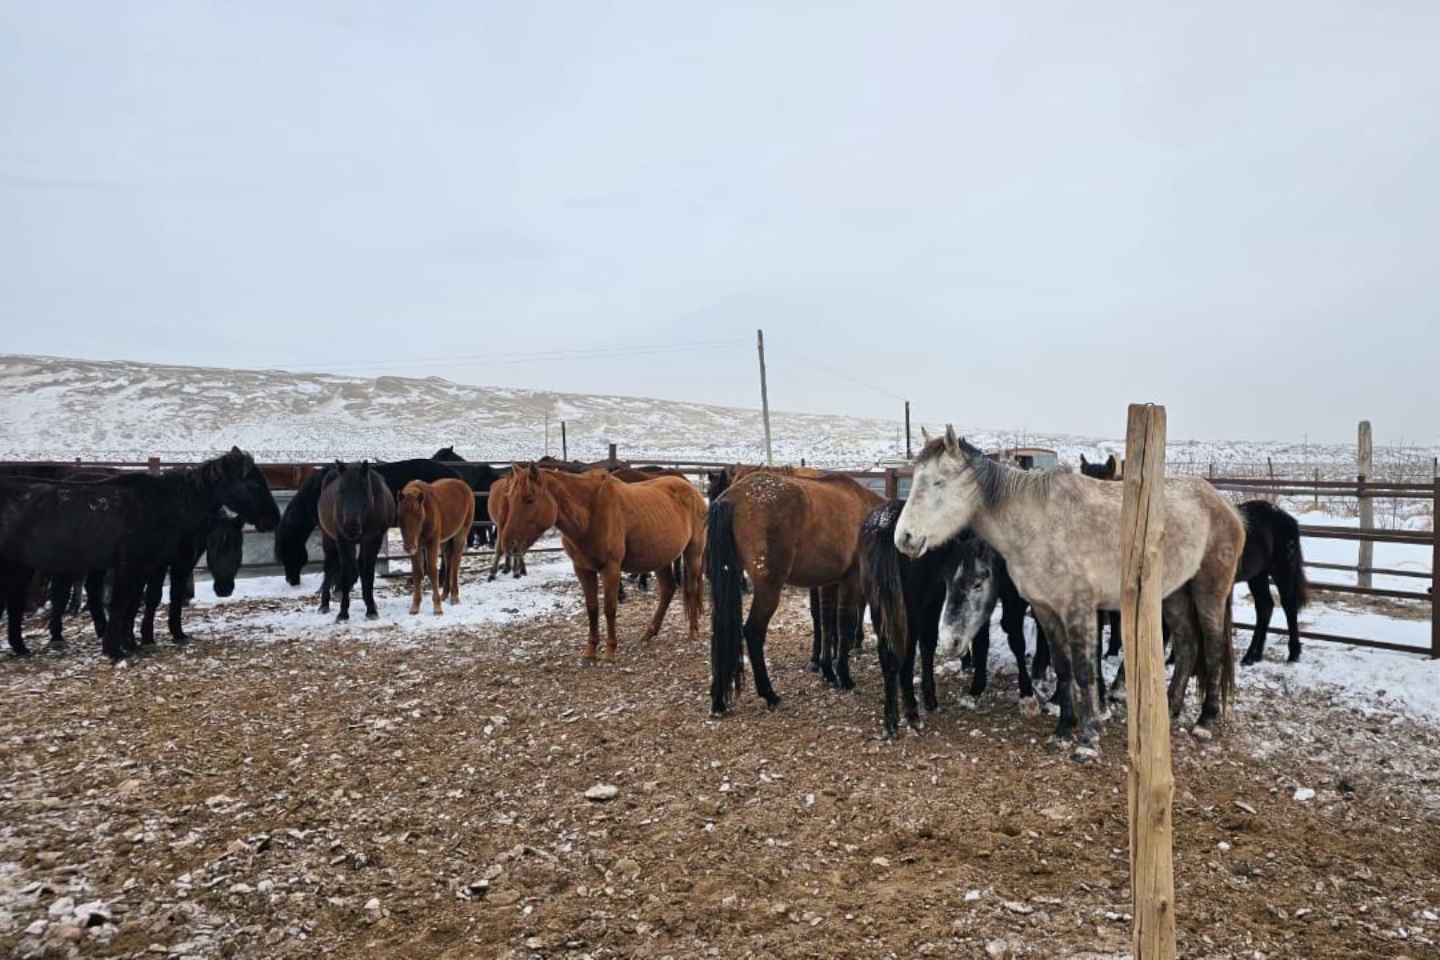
<box><xmin>943</xmin><ymin>424</ymin><xmax>959</xmax><ymax>455</ymax></box>
<box><xmin>920</xmin><ymin>426</ymin><xmax>932</xmax><ymax>445</ymax></box>
<box><xmin>527</xmin><ymin>463</ymin><xmax>541</xmax><ymax>482</ymax></box>
<box><xmin>1106</xmin><ymin>455</ymin><xmax>1116</xmax><ymax>470</ymax></box>
<box><xmin>361</xmin><ymin>461</ymin><xmax>371</xmax><ymax>474</ymax></box>
<box><xmin>1080</xmin><ymin>454</ymin><xmax>1089</xmax><ymax>468</ymax></box>
<box><xmin>334</xmin><ymin>460</ymin><xmax>346</xmax><ymax>473</ymax></box>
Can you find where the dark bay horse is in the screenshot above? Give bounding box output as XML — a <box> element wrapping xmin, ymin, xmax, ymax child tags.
<box><xmin>1</xmin><ymin>448</ymin><xmax>279</xmax><ymax>659</ymax></box>
<box><xmin>709</xmin><ymin>471</ymin><xmax>883</xmax><ymax>714</ymax></box>
<box><xmin>275</xmin><ymin>458</ymin><xmax>463</xmax><ymax>586</ymax></box>
<box><xmin>396</xmin><ymin>478</ymin><xmax>475</xmax><ymax>615</ymax></box>
<box><xmin>316</xmin><ymin>462</ymin><xmax>396</xmax><ymax>622</ymax></box>
<box><xmin>1235</xmin><ymin>500</ymin><xmax>1310</xmax><ymax>664</ymax></box>
<box><xmin>706</xmin><ymin>464</ymin><xmax>854</xmax><ymax>670</ymax></box>
<box><xmin>506</xmin><ymin>465</ymin><xmax>706</xmax><ymax>662</ymax></box>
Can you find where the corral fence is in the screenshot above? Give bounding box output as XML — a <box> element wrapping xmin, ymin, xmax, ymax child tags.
<box><xmin>4</xmin><ymin>450</ymin><xmax>1435</xmax><ymax>659</ymax></box>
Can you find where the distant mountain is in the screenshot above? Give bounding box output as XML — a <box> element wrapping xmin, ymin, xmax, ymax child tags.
<box><xmin>1</xmin><ymin>355</ymin><xmax>1428</xmax><ymax>478</ymax></box>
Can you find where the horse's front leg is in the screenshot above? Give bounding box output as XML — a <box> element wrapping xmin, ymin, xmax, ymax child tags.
<box><xmin>600</xmin><ymin>562</ymin><xmax>621</xmax><ymax>662</ymax></box>
<box><xmin>48</xmin><ymin>576</ymin><xmax>71</xmax><ymax>650</ymax></box>
<box><xmin>1065</xmin><ymin>607</ymin><xmax>1103</xmax><ymax>760</ymax></box>
<box><xmin>319</xmin><ymin>537</ymin><xmax>338</xmax><ymax>614</ymax></box>
<box><xmin>429</xmin><ymin>541</ymin><xmax>443</xmax><ymax>615</ymax></box>
<box><xmin>835</xmin><ymin>578</ymin><xmax>861</xmax><ymax>691</ymax></box>
<box><xmin>1032</xmin><ymin>607</ymin><xmax>1078</xmax><ymax>748</ymax></box>
<box><xmin>336</xmin><ymin>542</ymin><xmax>357</xmax><ymax>622</ymax></box>
<box><xmin>360</xmin><ymin>538</ymin><xmax>381</xmax><ymax>620</ymax></box>
<box><xmin>409</xmin><ymin>541</ymin><xmax>424</xmax><ymax>615</ymax></box>
<box><xmin>576</xmin><ymin>565</ymin><xmax>600</xmax><ymax>660</ymax></box>
<box><xmin>918</xmin><ymin>609</ymin><xmax>938</xmax><ymax>713</ymax></box>
<box><xmin>5</xmin><ymin>575</ymin><xmax>30</xmax><ymax>656</ymax></box>
<box><xmin>966</xmin><ymin>621</ymin><xmax>991</xmax><ymax>702</ymax></box>
<box><xmin>808</xmin><ymin>587</ymin><xmax>823</xmax><ymax>672</ymax></box>
<box><xmin>167</xmin><ymin>562</ymin><xmax>190</xmax><ymax>643</ymax></box>
<box><xmin>877</xmin><ymin>638</ymin><xmax>903</xmax><ymax>739</ymax></box>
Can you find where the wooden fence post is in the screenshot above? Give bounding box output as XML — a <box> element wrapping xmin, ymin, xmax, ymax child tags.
<box><xmin>1314</xmin><ymin>469</ymin><xmax>1320</xmax><ymax>507</ymax></box>
<box><xmin>561</xmin><ymin>421</ymin><xmax>567</xmax><ymax>461</ymax></box>
<box><xmin>1121</xmin><ymin>403</ymin><xmax>1177</xmax><ymax>960</ymax></box>
<box><xmin>884</xmin><ymin>468</ymin><xmax>898</xmax><ymax>500</ymax></box>
<box><xmin>608</xmin><ymin>443</ymin><xmax>618</xmax><ymax>468</ymax></box>
<box><xmin>1358</xmin><ymin>421</ymin><xmax>1373</xmax><ymax>589</ymax></box>
<box><xmin>1432</xmin><ymin>478</ymin><xmax>1439</xmax><ymax>660</ymax></box>
<box><xmin>147</xmin><ymin>456</ymin><xmax>161</xmax><ymax>475</ymax></box>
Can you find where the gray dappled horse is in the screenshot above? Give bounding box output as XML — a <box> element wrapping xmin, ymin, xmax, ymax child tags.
<box><xmin>894</xmin><ymin>426</ymin><xmax>1244</xmax><ymax>762</ymax></box>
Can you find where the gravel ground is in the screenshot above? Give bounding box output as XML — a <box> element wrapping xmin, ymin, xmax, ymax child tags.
<box><xmin>1</xmin><ymin>560</ymin><xmax>1437</xmax><ymax>959</ymax></box>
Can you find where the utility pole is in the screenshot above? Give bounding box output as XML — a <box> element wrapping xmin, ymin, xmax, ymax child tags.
<box><xmin>905</xmin><ymin>400</ymin><xmax>912</xmax><ymax>460</ymax></box>
<box><xmin>757</xmin><ymin>329</ymin><xmax>773</xmax><ymax>466</ymax></box>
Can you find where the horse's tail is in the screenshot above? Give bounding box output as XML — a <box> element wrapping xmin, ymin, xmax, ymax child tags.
<box><xmin>707</xmin><ymin>498</ymin><xmax>745</xmax><ymax>714</ymax></box>
<box><xmin>1220</xmin><ymin>591</ymin><xmax>1236</xmax><ymax>713</ymax></box>
<box><xmin>1273</xmin><ymin>508</ymin><xmax>1309</xmax><ymax>611</ymax></box>
<box><xmin>860</xmin><ymin>507</ymin><xmax>908</xmax><ymax>659</ymax></box>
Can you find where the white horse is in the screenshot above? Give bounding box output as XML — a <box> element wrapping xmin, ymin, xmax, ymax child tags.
<box><xmin>894</xmin><ymin>426</ymin><xmax>1244</xmax><ymax>761</ymax></box>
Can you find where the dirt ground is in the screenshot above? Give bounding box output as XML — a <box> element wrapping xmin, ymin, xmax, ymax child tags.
<box><xmin>2</xmin><ymin>560</ymin><xmax>1438</xmax><ymax>959</ymax></box>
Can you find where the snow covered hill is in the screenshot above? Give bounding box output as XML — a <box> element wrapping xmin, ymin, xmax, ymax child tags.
<box><xmin>1</xmin><ymin>354</ymin><xmax>1434</xmax><ymax>475</ymax></box>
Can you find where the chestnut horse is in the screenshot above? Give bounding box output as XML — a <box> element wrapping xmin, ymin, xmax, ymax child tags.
<box><xmin>708</xmin><ymin>471</ymin><xmax>884</xmax><ymax>715</ymax></box>
<box><xmin>485</xmin><ymin>474</ymin><xmax>521</xmax><ymax>581</ymax></box>
<box><xmin>396</xmin><ymin>478</ymin><xmax>475</xmax><ymax>615</ymax></box>
<box><xmin>506</xmin><ymin>464</ymin><xmax>706</xmax><ymax>662</ymax></box>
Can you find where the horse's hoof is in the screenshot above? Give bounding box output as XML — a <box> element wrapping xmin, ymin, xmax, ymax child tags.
<box><xmin>906</xmin><ymin>717</ymin><xmax>924</xmax><ymax>734</ymax></box>
<box><xmin>839</xmin><ymin>676</ymin><xmax>855</xmax><ymax>691</ymax></box>
<box><xmin>1241</xmin><ymin>654</ymin><xmax>1260</xmax><ymax>666</ymax></box>
<box><xmin>599</xmin><ymin>648</ymin><xmax>617</xmax><ymax>664</ymax></box>
<box><xmin>764</xmin><ymin>695</ymin><xmax>781</xmax><ymax>710</ymax></box>
<box><xmin>1019</xmin><ymin>696</ymin><xmax>1041</xmax><ymax>718</ymax></box>
<box><xmin>1042</xmin><ymin>737</ymin><xmax>1066</xmax><ymax>754</ymax></box>
<box><xmin>366</xmin><ymin>610</ymin><xmax>380</xmax><ymax>620</ymax></box>
<box><xmin>336</xmin><ymin>614</ymin><xmax>349</xmax><ymax>623</ymax></box>
<box><xmin>1190</xmin><ymin>725</ymin><xmax>1215</xmax><ymax>743</ymax></box>
<box><xmin>807</xmin><ymin>661</ymin><xmax>821</xmax><ymax>674</ymax></box>
<box><xmin>1071</xmin><ymin>745</ymin><xmax>1100</xmax><ymax>764</ymax></box>
<box><xmin>1041</xmin><ymin>700</ymin><xmax>1061</xmax><ymax>717</ymax></box>
<box><xmin>1286</xmin><ymin>653</ymin><xmax>1301</xmax><ymax>664</ymax></box>
<box><xmin>409</xmin><ymin>606</ymin><xmax>420</xmax><ymax>616</ymax></box>
<box><xmin>432</xmin><ymin>609</ymin><xmax>443</xmax><ymax>617</ymax></box>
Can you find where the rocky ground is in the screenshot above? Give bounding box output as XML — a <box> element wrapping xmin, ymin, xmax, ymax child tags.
<box><xmin>1</xmin><ymin>562</ymin><xmax>1438</xmax><ymax>959</ymax></box>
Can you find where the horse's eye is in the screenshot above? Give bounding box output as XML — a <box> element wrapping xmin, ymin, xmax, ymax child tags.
<box><xmin>523</xmin><ymin>495</ymin><xmax>536</xmax><ymax>505</ymax></box>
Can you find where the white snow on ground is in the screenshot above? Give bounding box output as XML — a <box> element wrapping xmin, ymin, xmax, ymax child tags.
<box><xmin>191</xmin><ymin>554</ymin><xmax>579</xmax><ymax>645</ymax></box>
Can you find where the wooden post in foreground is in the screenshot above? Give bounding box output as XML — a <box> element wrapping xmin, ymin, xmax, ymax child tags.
<box><xmin>1120</xmin><ymin>403</ymin><xmax>1176</xmax><ymax>959</ymax></box>
<box><xmin>1358</xmin><ymin>421</ymin><xmax>1373</xmax><ymax>588</ymax></box>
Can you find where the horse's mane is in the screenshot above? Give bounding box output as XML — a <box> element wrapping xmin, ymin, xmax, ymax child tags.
<box><xmin>918</xmin><ymin>436</ymin><xmax>1068</xmax><ymax>507</ymax></box>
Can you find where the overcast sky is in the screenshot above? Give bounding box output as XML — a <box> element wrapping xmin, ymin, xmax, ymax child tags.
<box><xmin>2</xmin><ymin>3</ymin><xmax>1436</xmax><ymax>444</ymax></box>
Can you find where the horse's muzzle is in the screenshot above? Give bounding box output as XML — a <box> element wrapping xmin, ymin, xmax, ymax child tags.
<box><xmin>213</xmin><ymin>580</ymin><xmax>236</xmax><ymax>598</ymax></box>
<box><xmin>896</xmin><ymin>530</ymin><xmax>926</xmax><ymax>557</ymax></box>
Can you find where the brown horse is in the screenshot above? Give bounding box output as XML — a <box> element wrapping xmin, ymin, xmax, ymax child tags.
<box><xmin>706</xmin><ymin>463</ymin><xmax>849</xmax><ymax>670</ymax></box>
<box><xmin>396</xmin><ymin>478</ymin><xmax>475</xmax><ymax>615</ymax></box>
<box><xmin>506</xmin><ymin>464</ymin><xmax>707</xmax><ymax>662</ymax></box>
<box><xmin>485</xmin><ymin>473</ymin><xmax>534</xmax><ymax>581</ymax></box>
<box><xmin>708</xmin><ymin>471</ymin><xmax>884</xmax><ymax>715</ymax></box>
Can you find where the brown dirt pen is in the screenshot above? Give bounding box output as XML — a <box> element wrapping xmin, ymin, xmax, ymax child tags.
<box><xmin>1</xmin><ymin>556</ymin><xmax>1437</xmax><ymax>959</ymax></box>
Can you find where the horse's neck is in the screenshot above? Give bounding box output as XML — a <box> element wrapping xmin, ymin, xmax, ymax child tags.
<box><xmin>545</xmin><ymin>473</ymin><xmax>598</xmax><ymax>540</ymax></box>
<box><xmin>967</xmin><ymin>496</ymin><xmax>1028</xmax><ymax>565</ymax></box>
<box><xmin>174</xmin><ymin>472</ymin><xmax>221</xmax><ymax>529</ymax></box>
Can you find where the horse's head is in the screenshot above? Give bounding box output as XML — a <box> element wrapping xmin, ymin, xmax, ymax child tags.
<box><xmin>211</xmin><ymin>446</ymin><xmax>282</xmax><ymax>532</ymax></box>
<box><xmin>335</xmin><ymin>461</ymin><xmax>375</xmax><ymax>541</ymax></box>
<box><xmin>705</xmin><ymin>468</ymin><xmax>731</xmax><ymax>502</ymax></box>
<box><xmin>206</xmin><ymin>513</ymin><xmax>246</xmax><ymax>598</ymax></box>
<box><xmin>937</xmin><ymin>535</ymin><xmax>996</xmax><ymax>659</ymax></box>
<box><xmin>896</xmin><ymin>424</ymin><xmax>985</xmax><ymax>557</ymax></box>
<box><xmin>1079</xmin><ymin>454</ymin><xmax>1118</xmax><ymax>480</ymax></box>
<box><xmin>395</xmin><ymin>481</ymin><xmax>427</xmax><ymax>555</ymax></box>
<box><xmin>505</xmin><ymin>463</ymin><xmax>556</xmax><ymax>551</ymax></box>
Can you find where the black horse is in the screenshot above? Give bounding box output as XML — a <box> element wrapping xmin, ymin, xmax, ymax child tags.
<box><xmin>316</xmin><ymin>462</ymin><xmax>396</xmax><ymax>622</ymax></box>
<box><xmin>1</xmin><ymin>448</ymin><xmax>279</xmax><ymax>659</ymax></box>
<box><xmin>134</xmin><ymin>512</ymin><xmax>247</xmax><ymax>647</ymax></box>
<box><xmin>431</xmin><ymin>447</ymin><xmax>503</xmax><ymax>547</ymax></box>
<box><xmin>1235</xmin><ymin>500</ymin><xmax>1310</xmax><ymax>664</ymax></box>
<box><xmin>275</xmin><ymin>458</ymin><xmax>465</xmax><ymax>586</ymax></box>
<box><xmin>1079</xmin><ymin>454</ymin><xmax>1124</xmax><ymax>657</ymax></box>
<box><xmin>861</xmin><ymin>500</ymin><xmax>1039</xmax><ymax>737</ymax></box>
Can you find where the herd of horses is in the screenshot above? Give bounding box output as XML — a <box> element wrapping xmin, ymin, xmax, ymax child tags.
<box><xmin>0</xmin><ymin>436</ymin><xmax>1311</xmax><ymax>761</ymax></box>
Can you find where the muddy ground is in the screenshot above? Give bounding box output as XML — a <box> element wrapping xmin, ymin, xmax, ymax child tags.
<box><xmin>1</xmin><ymin>560</ymin><xmax>1437</xmax><ymax>959</ymax></box>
